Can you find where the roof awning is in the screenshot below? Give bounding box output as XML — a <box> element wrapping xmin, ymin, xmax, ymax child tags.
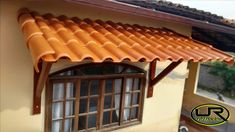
<box><xmin>17</xmin><ymin>8</ymin><xmax>234</xmax><ymax>114</ymax></box>
<box><xmin>18</xmin><ymin>9</ymin><xmax>234</xmax><ymax>72</ymax></box>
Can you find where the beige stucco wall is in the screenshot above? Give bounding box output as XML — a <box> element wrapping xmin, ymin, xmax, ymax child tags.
<box><xmin>182</xmin><ymin>62</ymin><xmax>235</xmax><ymax>131</ymax></box>
<box><xmin>0</xmin><ymin>0</ymin><xmax>191</xmax><ymax>132</ymax></box>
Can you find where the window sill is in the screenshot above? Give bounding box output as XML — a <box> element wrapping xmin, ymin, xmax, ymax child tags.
<box><xmin>101</xmin><ymin>120</ymin><xmax>141</xmax><ymax>132</ymax></box>
<box><xmin>194</xmin><ymin>92</ymin><xmax>235</xmax><ymax>108</ymax></box>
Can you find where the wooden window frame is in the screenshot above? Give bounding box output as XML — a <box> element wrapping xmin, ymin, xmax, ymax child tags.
<box><xmin>45</xmin><ymin>63</ymin><xmax>146</xmax><ymax>132</ymax></box>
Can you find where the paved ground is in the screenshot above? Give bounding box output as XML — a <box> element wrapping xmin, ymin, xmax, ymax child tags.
<box><xmin>197</xmin><ymin>88</ymin><xmax>235</xmax><ymax>106</ymax></box>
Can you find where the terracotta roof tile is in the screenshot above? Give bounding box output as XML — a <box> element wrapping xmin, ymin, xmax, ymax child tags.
<box><xmin>17</xmin><ymin>8</ymin><xmax>234</xmax><ymax>72</ymax></box>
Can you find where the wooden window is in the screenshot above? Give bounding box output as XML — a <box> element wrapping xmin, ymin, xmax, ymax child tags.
<box><xmin>45</xmin><ymin>63</ymin><xmax>146</xmax><ymax>132</ymax></box>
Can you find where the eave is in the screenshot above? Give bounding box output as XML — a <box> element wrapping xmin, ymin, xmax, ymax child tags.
<box><xmin>66</xmin><ymin>0</ymin><xmax>235</xmax><ymax>35</ymax></box>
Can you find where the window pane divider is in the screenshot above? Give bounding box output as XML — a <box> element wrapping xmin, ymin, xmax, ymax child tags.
<box><xmin>62</xmin><ymin>82</ymin><xmax>67</xmax><ymax>132</ymax></box>
<box><xmin>52</xmin><ymin>115</ymin><xmax>75</xmax><ymax>121</ymax></box>
<box><xmin>104</xmin><ymin>92</ymin><xmax>121</xmax><ymax>96</ymax></box>
<box><xmin>124</xmin><ymin>105</ymin><xmax>139</xmax><ymax>109</ymax></box>
<box><xmin>79</xmin><ymin>111</ymin><xmax>98</xmax><ymax>116</ymax></box>
<box><xmin>104</xmin><ymin>93</ymin><xmax>113</xmax><ymax>96</ymax></box>
<box><xmin>52</xmin><ymin>118</ymin><xmax>63</xmax><ymax>121</ymax></box>
<box><xmin>138</xmin><ymin>78</ymin><xmax>145</xmax><ymax>120</ymax></box>
<box><xmin>129</xmin><ymin>78</ymin><xmax>135</xmax><ymax>121</ymax></box>
<box><xmin>74</xmin><ymin>80</ymin><xmax>80</xmax><ymax>131</ymax></box>
<box><xmin>52</xmin><ymin>98</ymin><xmax>75</xmax><ymax>103</ymax></box>
<box><xmin>103</xmin><ymin>108</ymin><xmax>119</xmax><ymax>112</ymax></box>
<box><xmin>128</xmin><ymin>90</ymin><xmax>141</xmax><ymax>93</ymax></box>
<box><xmin>65</xmin><ymin>116</ymin><xmax>75</xmax><ymax>119</ymax></box>
<box><xmin>119</xmin><ymin>77</ymin><xmax>126</xmax><ymax>125</ymax></box>
<box><xmin>110</xmin><ymin>79</ymin><xmax>115</xmax><ymax>124</ymax></box>
<box><xmin>80</xmin><ymin>95</ymin><xmax>99</xmax><ymax>99</ymax></box>
<box><xmin>98</xmin><ymin>79</ymin><xmax>105</xmax><ymax>129</ymax></box>
<box><xmin>85</xmin><ymin>81</ymin><xmax>91</xmax><ymax>130</ymax></box>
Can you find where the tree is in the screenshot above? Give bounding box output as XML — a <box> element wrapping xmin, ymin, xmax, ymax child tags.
<box><xmin>209</xmin><ymin>61</ymin><xmax>235</xmax><ymax>97</ymax></box>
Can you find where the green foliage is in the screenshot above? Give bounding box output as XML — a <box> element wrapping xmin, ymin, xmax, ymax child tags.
<box><xmin>209</xmin><ymin>61</ymin><xmax>235</xmax><ymax>91</ymax></box>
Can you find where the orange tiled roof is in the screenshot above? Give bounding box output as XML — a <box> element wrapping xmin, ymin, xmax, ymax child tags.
<box><xmin>18</xmin><ymin>9</ymin><xmax>234</xmax><ymax>72</ymax></box>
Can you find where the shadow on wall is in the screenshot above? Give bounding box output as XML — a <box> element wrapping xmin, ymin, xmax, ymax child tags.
<box><xmin>156</xmin><ymin>68</ymin><xmax>188</xmax><ymax>80</ymax></box>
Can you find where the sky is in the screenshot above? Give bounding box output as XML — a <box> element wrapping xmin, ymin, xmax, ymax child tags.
<box><xmin>168</xmin><ymin>0</ymin><xmax>235</xmax><ymax>19</ymax></box>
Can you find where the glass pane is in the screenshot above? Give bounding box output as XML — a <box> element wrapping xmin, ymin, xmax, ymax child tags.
<box><xmin>88</xmin><ymin>114</ymin><xmax>97</xmax><ymax>128</ymax></box>
<box><xmin>78</xmin><ymin>116</ymin><xmax>86</xmax><ymax>130</ymax></box>
<box><xmin>66</xmin><ymin>82</ymin><xmax>75</xmax><ymax>98</ymax></box>
<box><xmin>126</xmin><ymin>78</ymin><xmax>133</xmax><ymax>92</ymax></box>
<box><xmin>115</xmin><ymin>65</ymin><xmax>124</xmax><ymax>73</ymax></box>
<box><xmin>80</xmin><ymin>65</ymin><xmax>103</xmax><ymax>75</ymax></box>
<box><xmin>64</xmin><ymin>119</ymin><xmax>74</xmax><ymax>132</ymax></box>
<box><xmin>114</xmin><ymin>79</ymin><xmax>122</xmax><ymax>93</ymax></box>
<box><xmin>105</xmin><ymin>79</ymin><xmax>113</xmax><ymax>93</ymax></box>
<box><xmin>103</xmin><ymin>111</ymin><xmax>110</xmax><ymax>125</ymax></box>
<box><xmin>79</xmin><ymin>99</ymin><xmax>87</xmax><ymax>113</ymax></box>
<box><xmin>80</xmin><ymin>80</ymin><xmax>89</xmax><ymax>96</ymax></box>
<box><xmin>103</xmin><ymin>65</ymin><xmax>116</xmax><ymax>74</ymax></box>
<box><xmin>123</xmin><ymin>109</ymin><xmax>130</xmax><ymax>121</ymax></box>
<box><xmin>90</xmin><ymin>80</ymin><xmax>99</xmax><ymax>95</ymax></box>
<box><xmin>114</xmin><ymin>94</ymin><xmax>120</xmax><ymax>108</ymax></box>
<box><xmin>72</xmin><ymin>69</ymin><xmax>84</xmax><ymax>76</ymax></box>
<box><xmin>123</xmin><ymin>68</ymin><xmax>138</xmax><ymax>73</ymax></box>
<box><xmin>131</xmin><ymin>107</ymin><xmax>138</xmax><ymax>119</ymax></box>
<box><xmin>125</xmin><ymin>94</ymin><xmax>131</xmax><ymax>107</ymax></box>
<box><xmin>104</xmin><ymin>95</ymin><xmax>112</xmax><ymax>109</ymax></box>
<box><xmin>52</xmin><ymin>120</ymin><xmax>62</xmax><ymax>132</ymax></box>
<box><xmin>89</xmin><ymin>97</ymin><xmax>98</xmax><ymax>112</ymax></box>
<box><xmin>65</xmin><ymin>101</ymin><xmax>74</xmax><ymax>117</ymax></box>
<box><xmin>132</xmin><ymin>93</ymin><xmax>139</xmax><ymax>105</ymax></box>
<box><xmin>52</xmin><ymin>64</ymin><xmax>145</xmax><ymax>76</ymax></box>
<box><xmin>53</xmin><ymin>83</ymin><xmax>64</xmax><ymax>100</ymax></box>
<box><xmin>112</xmin><ymin>110</ymin><xmax>119</xmax><ymax>123</ymax></box>
<box><xmin>133</xmin><ymin>78</ymin><xmax>140</xmax><ymax>90</ymax></box>
<box><xmin>52</xmin><ymin>102</ymin><xmax>63</xmax><ymax>120</ymax></box>
<box><xmin>52</xmin><ymin>64</ymin><xmax>143</xmax><ymax>77</ymax></box>
<box><xmin>59</xmin><ymin>70</ymin><xmax>74</xmax><ymax>76</ymax></box>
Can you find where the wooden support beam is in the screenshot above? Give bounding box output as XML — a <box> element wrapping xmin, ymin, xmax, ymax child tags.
<box><xmin>147</xmin><ymin>60</ymin><xmax>157</xmax><ymax>98</ymax></box>
<box><xmin>33</xmin><ymin>61</ymin><xmax>52</xmax><ymax>115</ymax></box>
<box><xmin>150</xmin><ymin>60</ymin><xmax>182</xmax><ymax>86</ymax></box>
<box><xmin>147</xmin><ymin>60</ymin><xmax>182</xmax><ymax>98</ymax></box>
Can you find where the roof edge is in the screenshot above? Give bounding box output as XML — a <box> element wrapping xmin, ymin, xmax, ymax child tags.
<box><xmin>65</xmin><ymin>0</ymin><xmax>235</xmax><ymax>35</ymax></box>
